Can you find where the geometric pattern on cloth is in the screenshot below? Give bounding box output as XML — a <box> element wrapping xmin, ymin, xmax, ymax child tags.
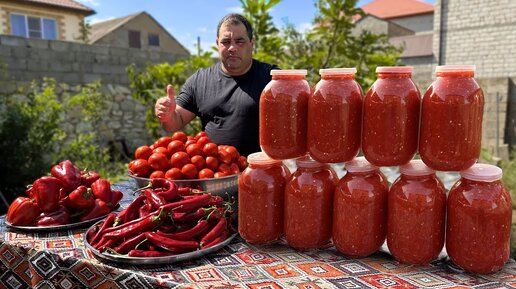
<box><xmin>29</xmin><ymin>250</ymin><xmax>60</xmax><ymax>279</ymax></box>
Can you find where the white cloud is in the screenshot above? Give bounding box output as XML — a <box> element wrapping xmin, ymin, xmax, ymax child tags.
<box><xmin>76</xmin><ymin>0</ymin><xmax>100</xmax><ymax>7</ymax></box>
<box><xmin>297</xmin><ymin>22</ymin><xmax>313</xmax><ymax>33</ymax></box>
<box><xmin>88</xmin><ymin>16</ymin><xmax>115</xmax><ymax>24</ymax></box>
<box><xmin>226</xmin><ymin>6</ymin><xmax>244</xmax><ymax>14</ymax></box>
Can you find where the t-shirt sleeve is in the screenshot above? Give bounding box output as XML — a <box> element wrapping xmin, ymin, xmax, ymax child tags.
<box><xmin>175</xmin><ymin>73</ymin><xmax>198</xmax><ymax>115</ymax></box>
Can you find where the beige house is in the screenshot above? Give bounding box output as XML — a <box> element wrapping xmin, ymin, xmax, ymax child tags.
<box><xmin>0</xmin><ymin>0</ymin><xmax>94</xmax><ymax>42</ymax></box>
<box><xmin>90</xmin><ymin>12</ymin><xmax>190</xmax><ymax>57</ymax></box>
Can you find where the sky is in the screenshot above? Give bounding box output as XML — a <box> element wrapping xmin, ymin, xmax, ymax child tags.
<box><xmin>77</xmin><ymin>0</ymin><xmax>435</xmax><ymax>54</ymax></box>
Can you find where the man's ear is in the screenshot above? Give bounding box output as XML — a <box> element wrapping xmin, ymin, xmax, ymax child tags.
<box><xmin>216</xmin><ymin>38</ymin><xmax>219</xmax><ymax>46</ymax></box>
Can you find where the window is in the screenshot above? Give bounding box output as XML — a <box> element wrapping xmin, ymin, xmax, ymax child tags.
<box><xmin>10</xmin><ymin>13</ymin><xmax>57</xmax><ymax>40</ymax></box>
<box><xmin>128</xmin><ymin>30</ymin><xmax>141</xmax><ymax>48</ymax></box>
<box><xmin>148</xmin><ymin>33</ymin><xmax>160</xmax><ymax>47</ymax></box>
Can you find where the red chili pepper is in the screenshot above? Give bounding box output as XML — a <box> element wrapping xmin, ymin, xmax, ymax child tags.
<box><xmin>139</xmin><ymin>202</ymin><xmax>154</xmax><ymax>218</ymax></box>
<box><xmin>103</xmin><ymin>209</ymin><xmax>168</xmax><ymax>241</ymax></box>
<box><xmin>143</xmin><ymin>189</ymin><xmax>167</xmax><ymax>209</ymax></box>
<box><xmin>79</xmin><ymin>199</ymin><xmax>111</xmax><ymax>222</ymax></box>
<box><xmin>151</xmin><ymin>178</ymin><xmax>178</xmax><ymax>202</ymax></box>
<box><xmin>51</xmin><ymin>160</ymin><xmax>81</xmax><ymax>192</ymax></box>
<box><xmin>33</xmin><ymin>176</ymin><xmax>63</xmax><ymax>212</ymax></box>
<box><xmin>200</xmin><ymin>217</ymin><xmax>227</xmax><ymax>247</ymax></box>
<box><xmin>157</xmin><ymin>222</ymin><xmax>177</xmax><ymax>233</ymax></box>
<box><xmin>62</xmin><ymin>185</ymin><xmax>94</xmax><ymax>209</ymax></box>
<box><xmin>144</xmin><ymin>232</ymin><xmax>199</xmax><ymax>252</ymax></box>
<box><xmin>35</xmin><ymin>206</ymin><xmax>70</xmax><ymax>226</ymax></box>
<box><xmin>113</xmin><ymin>233</ymin><xmax>146</xmax><ymax>254</ymax></box>
<box><xmin>201</xmin><ymin>229</ymin><xmax>230</xmax><ymax>249</ymax></box>
<box><xmin>172</xmin><ymin>207</ymin><xmax>213</xmax><ymax>223</ymax></box>
<box><xmin>177</xmin><ymin>187</ymin><xmax>191</xmax><ymax>196</ymax></box>
<box><xmin>157</xmin><ymin>220</ymin><xmax>210</xmax><ymax>241</ymax></box>
<box><xmin>80</xmin><ymin>170</ymin><xmax>100</xmax><ymax>187</ymax></box>
<box><xmin>86</xmin><ymin>225</ymin><xmax>98</xmax><ymax>243</ymax></box>
<box><xmin>6</xmin><ymin>197</ymin><xmax>41</xmax><ymax>226</ymax></box>
<box><xmin>94</xmin><ymin>238</ymin><xmax>116</xmax><ymax>251</ymax></box>
<box><xmin>89</xmin><ymin>213</ymin><xmax>116</xmax><ymax>246</ymax></box>
<box><xmin>91</xmin><ymin>178</ymin><xmax>113</xmax><ymax>203</ymax></box>
<box><xmin>118</xmin><ymin>195</ymin><xmax>146</xmax><ymax>224</ymax></box>
<box><xmin>127</xmin><ymin>249</ymin><xmax>174</xmax><ymax>257</ymax></box>
<box><xmin>162</xmin><ymin>193</ymin><xmax>212</xmax><ymax>213</ymax></box>
<box><xmin>209</xmin><ymin>195</ymin><xmax>224</xmax><ymax>207</ymax></box>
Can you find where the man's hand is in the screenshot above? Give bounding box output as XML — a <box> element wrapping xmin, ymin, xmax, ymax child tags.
<box><xmin>155</xmin><ymin>84</ymin><xmax>176</xmax><ymax>124</ymax></box>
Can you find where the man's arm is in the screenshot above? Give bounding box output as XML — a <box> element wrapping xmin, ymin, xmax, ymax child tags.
<box><xmin>161</xmin><ymin>106</ymin><xmax>196</xmax><ymax>132</ymax></box>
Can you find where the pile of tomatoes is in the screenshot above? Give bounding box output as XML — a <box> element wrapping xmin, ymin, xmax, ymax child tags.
<box><xmin>128</xmin><ymin>131</ymin><xmax>248</xmax><ymax>180</ymax></box>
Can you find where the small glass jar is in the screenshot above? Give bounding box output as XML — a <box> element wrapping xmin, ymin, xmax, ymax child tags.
<box><xmin>419</xmin><ymin>65</ymin><xmax>484</xmax><ymax>171</ymax></box>
<box><xmin>387</xmin><ymin>160</ymin><xmax>446</xmax><ymax>265</ymax></box>
<box><xmin>284</xmin><ymin>156</ymin><xmax>338</xmax><ymax>250</ymax></box>
<box><xmin>446</xmin><ymin>164</ymin><xmax>512</xmax><ymax>274</ymax></box>
<box><xmin>307</xmin><ymin>68</ymin><xmax>363</xmax><ymax>163</ymax></box>
<box><xmin>238</xmin><ymin>152</ymin><xmax>291</xmax><ymax>244</ymax></box>
<box><xmin>260</xmin><ymin>69</ymin><xmax>310</xmax><ymax>160</ymax></box>
<box><xmin>362</xmin><ymin>66</ymin><xmax>421</xmax><ymax>166</ymax></box>
<box><xmin>333</xmin><ymin>157</ymin><xmax>389</xmax><ymax>257</ymax></box>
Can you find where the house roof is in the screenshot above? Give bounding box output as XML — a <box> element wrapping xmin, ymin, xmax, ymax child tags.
<box><xmin>361</xmin><ymin>0</ymin><xmax>434</xmax><ymax>19</ymax></box>
<box><xmin>390</xmin><ymin>33</ymin><xmax>433</xmax><ymax>57</ymax></box>
<box><xmin>89</xmin><ymin>12</ymin><xmax>140</xmax><ymax>44</ymax></box>
<box><xmin>18</xmin><ymin>0</ymin><xmax>95</xmax><ymax>16</ymax></box>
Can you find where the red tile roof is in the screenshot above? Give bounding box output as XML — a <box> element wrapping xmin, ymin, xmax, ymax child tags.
<box><xmin>361</xmin><ymin>0</ymin><xmax>433</xmax><ymax>19</ymax></box>
<box><xmin>18</xmin><ymin>0</ymin><xmax>95</xmax><ymax>15</ymax></box>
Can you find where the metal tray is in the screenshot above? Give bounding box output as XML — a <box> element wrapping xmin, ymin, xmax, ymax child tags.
<box><xmin>83</xmin><ymin>220</ymin><xmax>237</xmax><ymax>265</ymax></box>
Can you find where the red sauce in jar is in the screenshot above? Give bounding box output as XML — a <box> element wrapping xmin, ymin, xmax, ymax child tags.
<box><xmin>333</xmin><ymin>157</ymin><xmax>389</xmax><ymax>257</ymax></box>
<box><xmin>308</xmin><ymin>68</ymin><xmax>363</xmax><ymax>163</ymax></box>
<box><xmin>362</xmin><ymin>66</ymin><xmax>421</xmax><ymax>166</ymax></box>
<box><xmin>238</xmin><ymin>152</ymin><xmax>291</xmax><ymax>244</ymax></box>
<box><xmin>419</xmin><ymin>65</ymin><xmax>484</xmax><ymax>171</ymax></box>
<box><xmin>260</xmin><ymin>70</ymin><xmax>310</xmax><ymax>160</ymax></box>
<box><xmin>284</xmin><ymin>156</ymin><xmax>338</xmax><ymax>250</ymax></box>
<box><xmin>387</xmin><ymin>160</ymin><xmax>446</xmax><ymax>265</ymax></box>
<box><xmin>446</xmin><ymin>164</ymin><xmax>512</xmax><ymax>274</ymax></box>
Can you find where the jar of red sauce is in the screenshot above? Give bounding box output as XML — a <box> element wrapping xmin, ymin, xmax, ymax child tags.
<box><xmin>362</xmin><ymin>66</ymin><xmax>421</xmax><ymax>166</ymax></box>
<box><xmin>238</xmin><ymin>152</ymin><xmax>291</xmax><ymax>244</ymax></box>
<box><xmin>260</xmin><ymin>69</ymin><xmax>310</xmax><ymax>160</ymax></box>
<box><xmin>387</xmin><ymin>160</ymin><xmax>446</xmax><ymax>265</ymax></box>
<box><xmin>284</xmin><ymin>156</ymin><xmax>338</xmax><ymax>250</ymax></box>
<box><xmin>446</xmin><ymin>164</ymin><xmax>512</xmax><ymax>274</ymax></box>
<box><xmin>419</xmin><ymin>65</ymin><xmax>484</xmax><ymax>171</ymax></box>
<box><xmin>333</xmin><ymin>157</ymin><xmax>389</xmax><ymax>257</ymax></box>
<box><xmin>307</xmin><ymin>68</ymin><xmax>363</xmax><ymax>163</ymax></box>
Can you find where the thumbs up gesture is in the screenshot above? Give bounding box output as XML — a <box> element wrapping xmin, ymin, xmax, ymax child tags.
<box><xmin>155</xmin><ymin>84</ymin><xmax>176</xmax><ymax>124</ymax></box>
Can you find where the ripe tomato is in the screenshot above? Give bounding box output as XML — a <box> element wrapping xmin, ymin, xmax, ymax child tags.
<box><xmin>185</xmin><ymin>139</ymin><xmax>197</xmax><ymax>147</ymax></box>
<box><xmin>217</xmin><ymin>163</ymin><xmax>231</xmax><ymax>174</ymax></box>
<box><xmin>128</xmin><ymin>159</ymin><xmax>151</xmax><ymax>177</ymax></box>
<box><xmin>153</xmin><ymin>146</ymin><xmax>169</xmax><ymax>157</ymax></box>
<box><xmin>134</xmin><ymin>145</ymin><xmax>153</xmax><ymax>160</ymax></box>
<box><xmin>202</xmin><ymin>143</ymin><xmax>218</xmax><ymax>157</ymax></box>
<box><xmin>229</xmin><ymin>163</ymin><xmax>240</xmax><ymax>174</ymax></box>
<box><xmin>155</xmin><ymin>136</ymin><xmax>173</xmax><ymax>148</ymax></box>
<box><xmin>196</xmin><ymin>136</ymin><xmax>211</xmax><ymax>148</ymax></box>
<box><xmin>237</xmin><ymin>155</ymin><xmax>248</xmax><ymax>170</ymax></box>
<box><xmin>218</xmin><ymin>149</ymin><xmax>232</xmax><ymax>164</ymax></box>
<box><xmin>225</xmin><ymin>146</ymin><xmax>239</xmax><ymax>162</ymax></box>
<box><xmin>171</xmin><ymin>131</ymin><xmax>188</xmax><ymax>143</ymax></box>
<box><xmin>214</xmin><ymin>172</ymin><xmax>227</xmax><ymax>178</ymax></box>
<box><xmin>149</xmin><ymin>170</ymin><xmax>165</xmax><ymax>179</ymax></box>
<box><xmin>195</xmin><ymin>131</ymin><xmax>208</xmax><ymax>140</ymax></box>
<box><xmin>198</xmin><ymin>168</ymin><xmax>214</xmax><ymax>179</ymax></box>
<box><xmin>148</xmin><ymin>152</ymin><xmax>169</xmax><ymax>171</ymax></box>
<box><xmin>181</xmin><ymin>164</ymin><xmax>198</xmax><ymax>179</ymax></box>
<box><xmin>167</xmin><ymin>140</ymin><xmax>185</xmax><ymax>155</ymax></box>
<box><xmin>190</xmin><ymin>155</ymin><xmax>205</xmax><ymax>170</ymax></box>
<box><xmin>205</xmin><ymin>156</ymin><xmax>219</xmax><ymax>171</ymax></box>
<box><xmin>165</xmin><ymin>168</ymin><xmax>183</xmax><ymax>180</ymax></box>
<box><xmin>170</xmin><ymin>151</ymin><xmax>190</xmax><ymax>168</ymax></box>
<box><xmin>186</xmin><ymin>143</ymin><xmax>202</xmax><ymax>157</ymax></box>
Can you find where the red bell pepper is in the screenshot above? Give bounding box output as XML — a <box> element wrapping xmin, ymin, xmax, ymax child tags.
<box><xmin>80</xmin><ymin>170</ymin><xmax>100</xmax><ymax>187</ymax></box>
<box><xmin>51</xmin><ymin>160</ymin><xmax>81</xmax><ymax>192</ymax></box>
<box><xmin>79</xmin><ymin>199</ymin><xmax>111</xmax><ymax>222</ymax></box>
<box><xmin>25</xmin><ymin>185</ymin><xmax>34</xmax><ymax>198</ymax></box>
<box><xmin>33</xmin><ymin>176</ymin><xmax>63</xmax><ymax>212</ymax></box>
<box><xmin>35</xmin><ymin>206</ymin><xmax>70</xmax><ymax>226</ymax></box>
<box><xmin>62</xmin><ymin>185</ymin><xmax>95</xmax><ymax>209</ymax></box>
<box><xmin>109</xmin><ymin>189</ymin><xmax>123</xmax><ymax>208</ymax></box>
<box><xmin>7</xmin><ymin>197</ymin><xmax>41</xmax><ymax>226</ymax></box>
<box><xmin>91</xmin><ymin>178</ymin><xmax>113</xmax><ymax>203</ymax></box>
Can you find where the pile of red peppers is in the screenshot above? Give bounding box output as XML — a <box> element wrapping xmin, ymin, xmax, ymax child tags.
<box><xmin>86</xmin><ymin>178</ymin><xmax>234</xmax><ymax>257</ymax></box>
<box><xmin>6</xmin><ymin>160</ymin><xmax>122</xmax><ymax>226</ymax></box>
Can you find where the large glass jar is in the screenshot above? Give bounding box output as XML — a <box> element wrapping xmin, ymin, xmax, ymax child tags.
<box><xmin>260</xmin><ymin>69</ymin><xmax>310</xmax><ymax>160</ymax></box>
<box><xmin>307</xmin><ymin>68</ymin><xmax>363</xmax><ymax>163</ymax></box>
<box><xmin>238</xmin><ymin>152</ymin><xmax>291</xmax><ymax>244</ymax></box>
<box><xmin>284</xmin><ymin>156</ymin><xmax>338</xmax><ymax>250</ymax></box>
<box><xmin>362</xmin><ymin>66</ymin><xmax>421</xmax><ymax>166</ymax></box>
<box><xmin>447</xmin><ymin>164</ymin><xmax>512</xmax><ymax>274</ymax></box>
<box><xmin>333</xmin><ymin>157</ymin><xmax>389</xmax><ymax>257</ymax></box>
<box><xmin>419</xmin><ymin>65</ymin><xmax>484</xmax><ymax>171</ymax></box>
<box><xmin>387</xmin><ymin>160</ymin><xmax>446</xmax><ymax>265</ymax></box>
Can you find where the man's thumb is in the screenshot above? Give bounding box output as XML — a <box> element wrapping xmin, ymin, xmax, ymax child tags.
<box><xmin>167</xmin><ymin>84</ymin><xmax>174</xmax><ymax>100</ymax></box>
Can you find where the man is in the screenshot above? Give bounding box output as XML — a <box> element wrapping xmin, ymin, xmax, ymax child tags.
<box><xmin>154</xmin><ymin>13</ymin><xmax>278</xmax><ymax>156</ymax></box>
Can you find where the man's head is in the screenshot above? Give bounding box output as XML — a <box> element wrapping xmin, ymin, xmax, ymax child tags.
<box><xmin>216</xmin><ymin>13</ymin><xmax>255</xmax><ymax>76</ymax></box>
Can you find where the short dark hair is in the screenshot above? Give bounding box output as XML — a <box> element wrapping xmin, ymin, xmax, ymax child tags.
<box><xmin>217</xmin><ymin>13</ymin><xmax>253</xmax><ymax>40</ymax></box>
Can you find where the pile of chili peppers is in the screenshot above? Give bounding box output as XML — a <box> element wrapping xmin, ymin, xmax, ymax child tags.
<box><xmin>6</xmin><ymin>160</ymin><xmax>122</xmax><ymax>226</ymax></box>
<box><xmin>86</xmin><ymin>178</ymin><xmax>235</xmax><ymax>257</ymax></box>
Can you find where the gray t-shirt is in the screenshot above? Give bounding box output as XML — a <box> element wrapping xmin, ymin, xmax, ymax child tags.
<box><xmin>176</xmin><ymin>59</ymin><xmax>278</xmax><ymax>156</ymax></box>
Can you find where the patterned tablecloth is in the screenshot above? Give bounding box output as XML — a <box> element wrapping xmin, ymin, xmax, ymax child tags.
<box><xmin>0</xmin><ymin>179</ymin><xmax>515</xmax><ymax>289</ymax></box>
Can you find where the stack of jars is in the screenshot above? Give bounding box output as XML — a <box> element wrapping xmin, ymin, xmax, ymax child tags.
<box><xmin>238</xmin><ymin>66</ymin><xmax>512</xmax><ymax>274</ymax></box>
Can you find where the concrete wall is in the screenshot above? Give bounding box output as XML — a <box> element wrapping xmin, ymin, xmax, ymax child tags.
<box><xmin>391</xmin><ymin>14</ymin><xmax>434</xmax><ymax>34</ymax></box>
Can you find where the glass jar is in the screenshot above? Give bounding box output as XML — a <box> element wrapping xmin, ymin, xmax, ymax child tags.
<box><xmin>333</xmin><ymin>157</ymin><xmax>389</xmax><ymax>257</ymax></box>
<box><xmin>260</xmin><ymin>69</ymin><xmax>310</xmax><ymax>160</ymax></box>
<box><xmin>284</xmin><ymin>156</ymin><xmax>338</xmax><ymax>250</ymax></box>
<box><xmin>308</xmin><ymin>68</ymin><xmax>363</xmax><ymax>163</ymax></box>
<box><xmin>387</xmin><ymin>160</ymin><xmax>446</xmax><ymax>265</ymax></box>
<box><xmin>447</xmin><ymin>164</ymin><xmax>512</xmax><ymax>274</ymax></box>
<box><xmin>419</xmin><ymin>65</ymin><xmax>484</xmax><ymax>171</ymax></box>
<box><xmin>362</xmin><ymin>66</ymin><xmax>421</xmax><ymax>166</ymax></box>
<box><xmin>238</xmin><ymin>152</ymin><xmax>291</xmax><ymax>244</ymax></box>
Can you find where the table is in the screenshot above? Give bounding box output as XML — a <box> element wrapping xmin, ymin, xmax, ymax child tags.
<box><xmin>1</xmin><ymin>179</ymin><xmax>515</xmax><ymax>289</ymax></box>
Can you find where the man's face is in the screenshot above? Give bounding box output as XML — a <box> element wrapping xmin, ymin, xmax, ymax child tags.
<box><xmin>216</xmin><ymin>23</ymin><xmax>254</xmax><ymax>76</ymax></box>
